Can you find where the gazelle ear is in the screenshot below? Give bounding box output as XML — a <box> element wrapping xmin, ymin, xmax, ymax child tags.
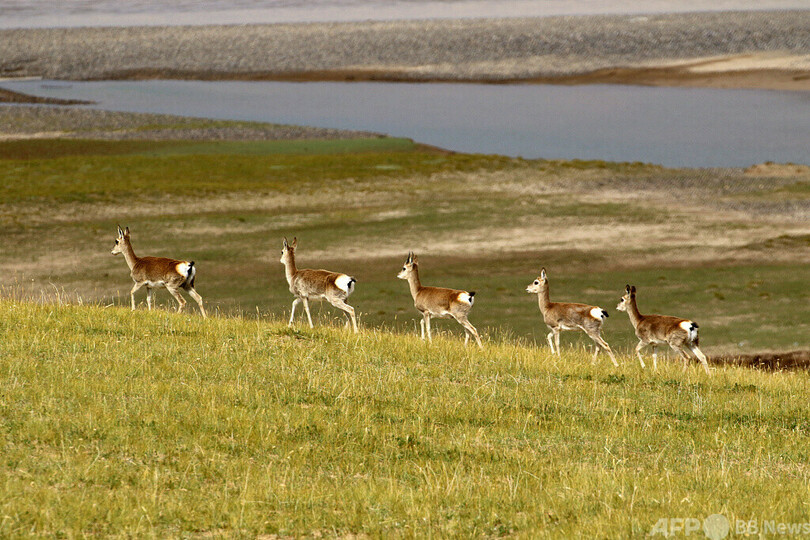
<box><xmin>283</xmin><ymin>237</ymin><xmax>288</xmax><ymax>248</ymax></box>
<box><xmin>124</xmin><ymin>227</ymin><xmax>130</xmax><ymax>236</ymax></box>
<box><xmin>412</xmin><ymin>253</ymin><xmax>418</xmax><ymax>264</ymax></box>
<box><xmin>117</xmin><ymin>225</ymin><xmax>124</xmax><ymax>237</ymax></box>
<box><xmin>406</xmin><ymin>251</ymin><xmax>412</xmax><ymax>263</ymax></box>
<box><xmin>291</xmin><ymin>237</ymin><xmax>297</xmax><ymax>249</ymax></box>
<box><xmin>625</xmin><ymin>284</ymin><xmax>631</xmax><ymax>293</ymax></box>
<box><xmin>540</xmin><ymin>268</ymin><xmax>547</xmax><ymax>279</ymax></box>
<box><xmin>630</xmin><ymin>285</ymin><xmax>636</xmax><ymax>294</ymax></box>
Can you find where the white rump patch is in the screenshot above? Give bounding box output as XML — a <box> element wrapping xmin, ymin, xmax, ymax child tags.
<box><xmin>590</xmin><ymin>307</ymin><xmax>606</xmax><ymax>320</ymax></box>
<box><xmin>457</xmin><ymin>292</ymin><xmax>473</xmax><ymax>305</ymax></box>
<box><xmin>680</xmin><ymin>320</ymin><xmax>698</xmax><ymax>341</ymax></box>
<box><xmin>335</xmin><ymin>274</ymin><xmax>355</xmax><ymax>295</ymax></box>
<box><xmin>176</xmin><ymin>262</ymin><xmax>193</xmax><ymax>280</ymax></box>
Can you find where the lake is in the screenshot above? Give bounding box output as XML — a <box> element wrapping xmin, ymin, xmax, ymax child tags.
<box><xmin>4</xmin><ymin>79</ymin><xmax>809</xmax><ymax>168</ymax></box>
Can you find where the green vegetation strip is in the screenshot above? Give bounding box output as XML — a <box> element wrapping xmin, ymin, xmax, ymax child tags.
<box><xmin>0</xmin><ymin>143</ymin><xmax>520</xmax><ymax>202</ymax></box>
<box><xmin>1</xmin><ymin>300</ymin><xmax>809</xmax><ymax>536</ymax></box>
<box><xmin>0</xmin><ymin>137</ymin><xmax>417</xmax><ymax>162</ymax></box>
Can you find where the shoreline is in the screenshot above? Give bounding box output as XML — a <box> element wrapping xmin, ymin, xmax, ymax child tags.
<box><xmin>83</xmin><ymin>60</ymin><xmax>808</xmax><ymax>92</ymax></box>
<box><xmin>0</xmin><ymin>86</ymin><xmax>91</xmax><ymax>105</ymax></box>
<box><xmin>4</xmin><ymin>63</ymin><xmax>809</xmax><ymax>100</ymax></box>
<box><xmin>2</xmin><ymin>11</ymin><xmax>809</xmax><ymax>94</ymax></box>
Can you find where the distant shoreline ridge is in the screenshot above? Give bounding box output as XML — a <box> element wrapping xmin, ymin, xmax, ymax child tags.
<box><xmin>1</xmin><ymin>11</ymin><xmax>810</xmax><ymax>92</ymax></box>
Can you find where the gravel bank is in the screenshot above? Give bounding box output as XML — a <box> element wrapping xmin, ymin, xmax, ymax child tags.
<box><xmin>0</xmin><ymin>106</ymin><xmax>380</xmax><ymax>140</ymax></box>
<box><xmin>1</xmin><ymin>11</ymin><xmax>809</xmax><ymax>87</ymax></box>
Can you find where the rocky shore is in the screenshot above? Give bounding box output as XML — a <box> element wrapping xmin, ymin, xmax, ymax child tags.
<box><xmin>1</xmin><ymin>10</ymin><xmax>809</xmax><ymax>91</ymax></box>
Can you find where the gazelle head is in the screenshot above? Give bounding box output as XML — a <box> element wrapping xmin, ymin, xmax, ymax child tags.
<box><xmin>526</xmin><ymin>267</ymin><xmax>548</xmax><ymax>294</ymax></box>
<box><xmin>111</xmin><ymin>225</ymin><xmax>130</xmax><ymax>255</ymax></box>
<box><xmin>616</xmin><ymin>285</ymin><xmax>636</xmax><ymax>311</ymax></box>
<box><xmin>397</xmin><ymin>252</ymin><xmax>418</xmax><ymax>280</ymax></box>
<box><xmin>280</xmin><ymin>237</ymin><xmax>297</xmax><ymax>265</ymax></box>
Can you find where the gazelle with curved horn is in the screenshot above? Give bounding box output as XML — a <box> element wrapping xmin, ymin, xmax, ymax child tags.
<box><xmin>617</xmin><ymin>285</ymin><xmax>710</xmax><ymax>374</ymax></box>
<box><xmin>280</xmin><ymin>237</ymin><xmax>358</xmax><ymax>333</ymax></box>
<box><xmin>111</xmin><ymin>225</ymin><xmax>206</xmax><ymax>318</ymax></box>
<box><xmin>526</xmin><ymin>268</ymin><xmax>617</xmax><ymax>366</ymax></box>
<box><xmin>397</xmin><ymin>252</ymin><xmax>483</xmax><ymax>348</ymax></box>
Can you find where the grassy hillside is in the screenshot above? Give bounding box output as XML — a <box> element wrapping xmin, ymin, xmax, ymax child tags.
<box><xmin>1</xmin><ymin>300</ymin><xmax>809</xmax><ymax>537</ymax></box>
<box><xmin>1</xmin><ymin>137</ymin><xmax>808</xmax><ymax>356</ymax></box>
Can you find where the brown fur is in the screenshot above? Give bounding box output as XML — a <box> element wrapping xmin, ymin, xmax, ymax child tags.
<box><xmin>526</xmin><ymin>268</ymin><xmax>617</xmax><ymax>366</ymax></box>
<box><xmin>398</xmin><ymin>252</ymin><xmax>482</xmax><ymax>348</ymax></box>
<box><xmin>111</xmin><ymin>226</ymin><xmax>206</xmax><ymax>318</ymax></box>
<box><xmin>617</xmin><ymin>285</ymin><xmax>709</xmax><ymax>374</ymax></box>
<box><xmin>280</xmin><ymin>237</ymin><xmax>357</xmax><ymax>333</ymax></box>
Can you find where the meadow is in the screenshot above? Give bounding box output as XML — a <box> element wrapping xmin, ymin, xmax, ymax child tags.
<box><xmin>2</xmin><ymin>300</ymin><xmax>810</xmax><ymax>537</ymax></box>
<box><xmin>1</xmin><ymin>126</ymin><xmax>809</xmax><ymax>536</ymax></box>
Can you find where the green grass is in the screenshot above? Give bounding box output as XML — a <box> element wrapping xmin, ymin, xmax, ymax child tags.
<box><xmin>0</xmin><ymin>144</ymin><xmax>514</xmax><ymax>202</ymax></box>
<box><xmin>2</xmin><ymin>138</ymin><xmax>807</xmax><ymax>354</ymax></box>
<box><xmin>1</xmin><ymin>133</ymin><xmax>809</xmax><ymax>536</ymax></box>
<box><xmin>139</xmin><ymin>137</ymin><xmax>419</xmax><ymax>156</ymax></box>
<box><xmin>0</xmin><ymin>137</ymin><xmax>418</xmax><ymax>161</ymax></box>
<box><xmin>1</xmin><ymin>300</ymin><xmax>810</xmax><ymax>537</ymax></box>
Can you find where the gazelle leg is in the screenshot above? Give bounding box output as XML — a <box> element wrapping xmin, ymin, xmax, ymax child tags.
<box><xmin>146</xmin><ymin>287</ymin><xmax>154</xmax><ymax>310</ymax></box>
<box><xmin>672</xmin><ymin>344</ymin><xmax>690</xmax><ymax>371</ymax></box>
<box><xmin>651</xmin><ymin>346</ymin><xmax>658</xmax><ymax>370</ymax></box>
<box><xmin>328</xmin><ymin>298</ymin><xmax>358</xmax><ymax>333</ymax></box>
<box><xmin>425</xmin><ymin>314</ymin><xmax>432</xmax><ymax>342</ymax></box>
<box><xmin>546</xmin><ymin>331</ymin><xmax>555</xmax><ymax>354</ymax></box>
<box><xmin>289</xmin><ymin>298</ymin><xmax>301</xmax><ymax>326</ymax></box>
<box><xmin>187</xmin><ymin>287</ymin><xmax>207</xmax><ymax>319</ymax></box>
<box><xmin>589</xmin><ymin>331</ymin><xmax>619</xmax><ymax>367</ymax></box>
<box><xmin>690</xmin><ymin>345</ymin><xmax>711</xmax><ymax>375</ymax></box>
<box><xmin>635</xmin><ymin>341</ymin><xmax>647</xmax><ymax>369</ymax></box>
<box><xmin>130</xmin><ymin>281</ymin><xmax>145</xmax><ymax>310</ymax></box>
<box><xmin>554</xmin><ymin>329</ymin><xmax>562</xmax><ymax>356</ymax></box>
<box><xmin>454</xmin><ymin>315</ymin><xmax>483</xmax><ymax>349</ymax></box>
<box><xmin>303</xmin><ymin>298</ymin><xmax>314</xmax><ymax>328</ymax></box>
<box><xmin>420</xmin><ymin>317</ymin><xmax>426</xmax><ymax>340</ymax></box>
<box><xmin>167</xmin><ymin>286</ymin><xmax>186</xmax><ymax>313</ymax></box>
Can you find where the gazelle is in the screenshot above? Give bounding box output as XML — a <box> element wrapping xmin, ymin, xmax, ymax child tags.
<box><xmin>397</xmin><ymin>252</ymin><xmax>483</xmax><ymax>348</ymax></box>
<box><xmin>111</xmin><ymin>225</ymin><xmax>206</xmax><ymax>318</ymax></box>
<box><xmin>526</xmin><ymin>268</ymin><xmax>618</xmax><ymax>366</ymax></box>
<box><xmin>280</xmin><ymin>237</ymin><xmax>358</xmax><ymax>333</ymax></box>
<box><xmin>616</xmin><ymin>285</ymin><xmax>710</xmax><ymax>374</ymax></box>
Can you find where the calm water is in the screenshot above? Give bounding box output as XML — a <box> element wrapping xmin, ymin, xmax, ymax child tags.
<box><xmin>1</xmin><ymin>0</ymin><xmax>807</xmax><ymax>28</ymax></box>
<box><xmin>5</xmin><ymin>79</ymin><xmax>809</xmax><ymax>167</ymax></box>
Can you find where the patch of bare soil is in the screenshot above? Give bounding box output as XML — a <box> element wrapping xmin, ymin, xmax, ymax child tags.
<box><xmin>0</xmin><ymin>131</ymin><xmax>67</xmax><ymax>141</ymax></box>
<box><xmin>713</xmin><ymin>351</ymin><xmax>810</xmax><ymax>371</ymax></box>
<box><xmin>744</xmin><ymin>162</ymin><xmax>810</xmax><ymax>177</ymax></box>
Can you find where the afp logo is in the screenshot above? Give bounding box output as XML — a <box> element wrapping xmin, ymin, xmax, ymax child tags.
<box><xmin>649</xmin><ymin>514</ymin><xmax>729</xmax><ymax>539</ymax></box>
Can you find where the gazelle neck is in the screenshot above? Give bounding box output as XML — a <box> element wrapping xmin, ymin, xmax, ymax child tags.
<box><xmin>120</xmin><ymin>241</ymin><xmax>138</xmax><ymax>271</ymax></box>
<box><xmin>407</xmin><ymin>266</ymin><xmax>423</xmax><ymax>300</ymax></box>
<box><xmin>283</xmin><ymin>252</ymin><xmax>297</xmax><ymax>285</ymax></box>
<box><xmin>626</xmin><ymin>296</ymin><xmax>644</xmax><ymax>327</ymax></box>
<box><xmin>537</xmin><ymin>283</ymin><xmax>552</xmax><ymax>313</ymax></box>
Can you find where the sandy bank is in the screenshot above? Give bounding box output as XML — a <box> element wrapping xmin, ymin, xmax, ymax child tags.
<box><xmin>1</xmin><ymin>11</ymin><xmax>809</xmax><ymax>91</ymax></box>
